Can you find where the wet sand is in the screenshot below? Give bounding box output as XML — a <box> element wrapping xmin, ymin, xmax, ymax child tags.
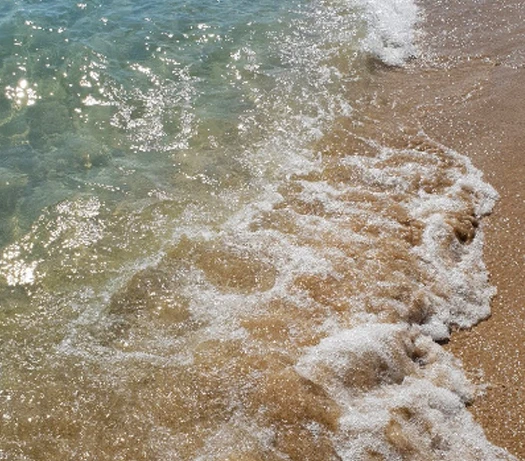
<box><xmin>420</xmin><ymin>2</ymin><xmax>525</xmax><ymax>458</ymax></box>
<box><xmin>435</xmin><ymin>59</ymin><xmax>525</xmax><ymax>461</ymax></box>
<box><xmin>361</xmin><ymin>1</ymin><xmax>525</xmax><ymax>458</ymax></box>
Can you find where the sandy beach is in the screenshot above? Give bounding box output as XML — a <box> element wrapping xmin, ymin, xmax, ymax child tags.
<box><xmin>362</xmin><ymin>1</ymin><xmax>525</xmax><ymax>458</ymax></box>
<box><xmin>0</xmin><ymin>1</ymin><xmax>521</xmax><ymax>459</ymax></box>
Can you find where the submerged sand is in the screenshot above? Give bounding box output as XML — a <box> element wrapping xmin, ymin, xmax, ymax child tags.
<box><xmin>362</xmin><ymin>0</ymin><xmax>525</xmax><ymax>458</ymax></box>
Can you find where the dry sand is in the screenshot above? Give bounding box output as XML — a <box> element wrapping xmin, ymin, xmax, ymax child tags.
<box><xmin>364</xmin><ymin>1</ymin><xmax>525</xmax><ymax>458</ymax></box>
<box><xmin>345</xmin><ymin>1</ymin><xmax>525</xmax><ymax>458</ymax></box>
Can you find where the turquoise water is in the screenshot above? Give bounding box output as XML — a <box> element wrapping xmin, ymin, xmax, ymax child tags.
<box><xmin>0</xmin><ymin>1</ymin><xmax>515</xmax><ymax>460</ymax></box>
<box><xmin>0</xmin><ymin>0</ymin><xmax>363</xmax><ymax>277</ymax></box>
<box><xmin>0</xmin><ymin>0</ymin><xmax>368</xmax><ymax>316</ymax></box>
<box><xmin>0</xmin><ymin>0</ymin><xmax>301</xmax><ymax>239</ymax></box>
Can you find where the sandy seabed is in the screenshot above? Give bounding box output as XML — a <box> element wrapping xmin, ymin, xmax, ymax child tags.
<box><xmin>366</xmin><ymin>0</ymin><xmax>525</xmax><ymax>458</ymax></box>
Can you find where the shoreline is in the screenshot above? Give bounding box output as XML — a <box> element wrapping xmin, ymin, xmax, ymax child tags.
<box><xmin>431</xmin><ymin>59</ymin><xmax>525</xmax><ymax>461</ymax></box>
<box><xmin>418</xmin><ymin>3</ymin><xmax>525</xmax><ymax>458</ymax></box>
<box><xmin>437</xmin><ymin>59</ymin><xmax>525</xmax><ymax>461</ymax></box>
<box><xmin>403</xmin><ymin>1</ymin><xmax>525</xmax><ymax>458</ymax></box>
<box><xmin>0</xmin><ymin>1</ymin><xmax>522</xmax><ymax>458</ymax></box>
<box><xmin>345</xmin><ymin>1</ymin><xmax>525</xmax><ymax>457</ymax></box>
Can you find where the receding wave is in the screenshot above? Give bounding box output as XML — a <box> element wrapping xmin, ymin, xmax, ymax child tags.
<box><xmin>0</xmin><ymin>0</ymin><xmax>515</xmax><ymax>460</ymax></box>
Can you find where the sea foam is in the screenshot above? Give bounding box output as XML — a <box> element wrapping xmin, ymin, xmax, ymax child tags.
<box><xmin>355</xmin><ymin>0</ymin><xmax>420</xmax><ymax>65</ymax></box>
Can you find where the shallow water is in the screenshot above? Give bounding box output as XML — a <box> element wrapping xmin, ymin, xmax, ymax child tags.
<box><xmin>0</xmin><ymin>0</ymin><xmax>516</xmax><ymax>459</ymax></box>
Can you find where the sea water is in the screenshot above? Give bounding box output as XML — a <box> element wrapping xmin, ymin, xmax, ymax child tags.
<box><xmin>0</xmin><ymin>0</ymin><xmax>516</xmax><ymax>459</ymax></box>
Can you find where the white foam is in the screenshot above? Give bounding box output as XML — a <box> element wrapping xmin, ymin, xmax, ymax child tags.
<box><xmin>354</xmin><ymin>0</ymin><xmax>420</xmax><ymax>65</ymax></box>
<box><xmin>296</xmin><ymin>324</ymin><xmax>514</xmax><ymax>460</ymax></box>
<box><xmin>408</xmin><ymin>143</ymin><xmax>499</xmax><ymax>337</ymax></box>
<box><xmin>335</xmin><ymin>377</ymin><xmax>514</xmax><ymax>460</ymax></box>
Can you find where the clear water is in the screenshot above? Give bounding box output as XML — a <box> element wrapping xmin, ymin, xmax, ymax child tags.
<box><xmin>0</xmin><ymin>0</ymin><xmax>515</xmax><ymax>460</ymax></box>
